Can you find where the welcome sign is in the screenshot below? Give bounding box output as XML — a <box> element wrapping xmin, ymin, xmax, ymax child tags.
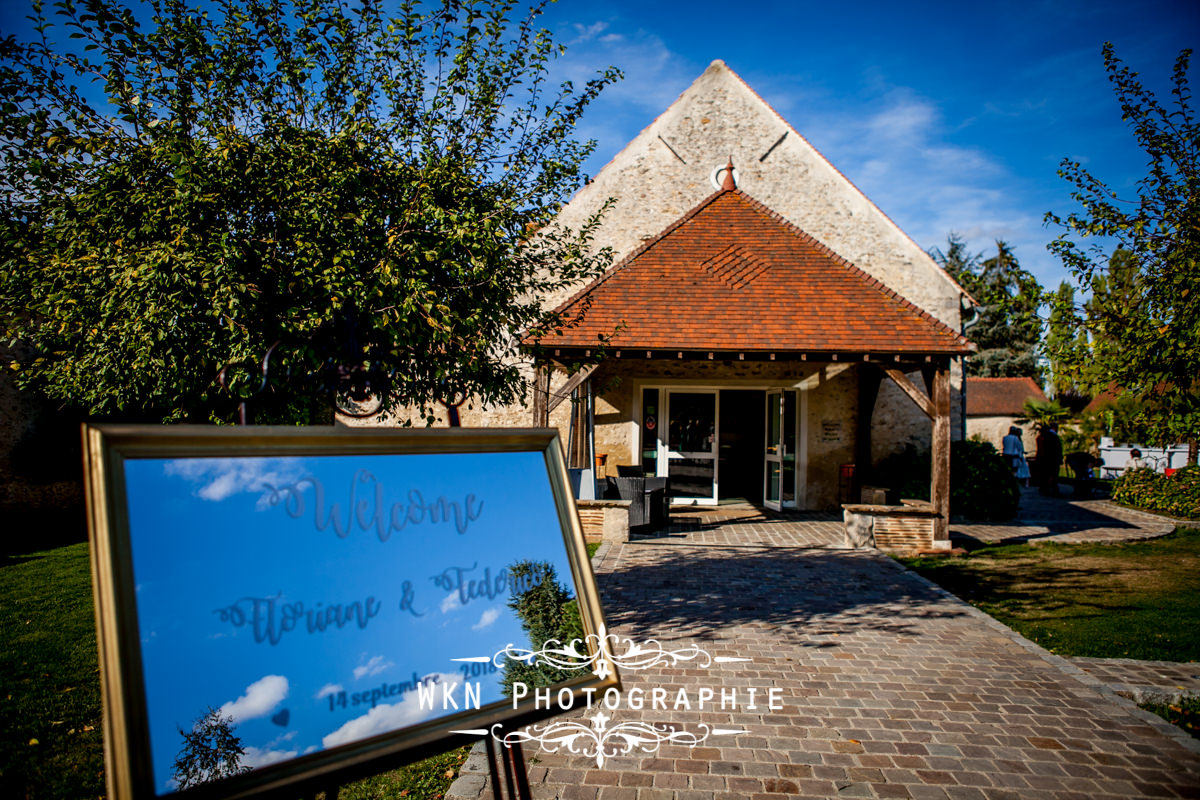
<box><xmin>83</xmin><ymin>426</ymin><xmax>616</xmax><ymax>799</ymax></box>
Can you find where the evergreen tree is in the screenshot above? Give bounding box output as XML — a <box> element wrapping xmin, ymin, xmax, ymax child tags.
<box><xmin>1044</xmin><ymin>281</ymin><xmax>1090</xmax><ymax>400</ymax></box>
<box><xmin>501</xmin><ymin>561</ymin><xmax>584</xmax><ymax>697</ymax></box>
<box><xmin>932</xmin><ymin>236</ymin><xmax>1043</xmax><ymax>379</ymax></box>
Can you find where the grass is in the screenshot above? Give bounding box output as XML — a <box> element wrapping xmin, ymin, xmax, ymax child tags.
<box><xmin>1139</xmin><ymin>697</ymin><xmax>1200</xmax><ymax>740</ymax></box>
<box><xmin>586</xmin><ymin>542</ymin><xmax>600</xmax><ymax>559</ymax></box>
<box><xmin>0</xmin><ymin>541</ymin><xmax>471</xmax><ymax>799</ymax></box>
<box><xmin>899</xmin><ymin>527</ymin><xmax>1200</xmax><ymax>661</ymax></box>
<box><xmin>0</xmin><ymin>543</ymin><xmax>104</xmax><ymax>799</ymax></box>
<box><xmin>338</xmin><ymin>744</ymin><xmax>472</xmax><ymax>799</ymax></box>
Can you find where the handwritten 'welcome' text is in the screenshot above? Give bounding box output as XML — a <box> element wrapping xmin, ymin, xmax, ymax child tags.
<box><xmin>264</xmin><ymin>471</ymin><xmax>483</xmax><ymax>540</ymax></box>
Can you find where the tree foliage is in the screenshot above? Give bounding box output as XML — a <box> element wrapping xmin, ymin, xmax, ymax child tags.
<box><xmin>1043</xmin><ymin>281</ymin><xmax>1090</xmax><ymax>399</ymax></box>
<box><xmin>1045</xmin><ymin>44</ymin><xmax>1199</xmax><ymax>455</ymax></box>
<box><xmin>501</xmin><ymin>560</ymin><xmax>584</xmax><ymax>697</ymax></box>
<box><xmin>931</xmin><ymin>234</ymin><xmax>1043</xmax><ymax>379</ymax></box>
<box><xmin>172</xmin><ymin>707</ymin><xmax>248</xmax><ymax>790</ymax></box>
<box><xmin>0</xmin><ymin>0</ymin><xmax>619</xmax><ymax>423</ymax></box>
<box><xmin>1016</xmin><ymin>398</ymin><xmax>1071</xmax><ymax>431</ymax></box>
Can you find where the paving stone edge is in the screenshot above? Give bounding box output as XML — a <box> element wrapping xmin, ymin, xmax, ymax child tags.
<box><xmin>1091</xmin><ymin>499</ymin><xmax>1198</xmax><ymax>528</ymax></box>
<box><xmin>879</xmin><ymin>552</ymin><xmax>1200</xmax><ymax>756</ymax></box>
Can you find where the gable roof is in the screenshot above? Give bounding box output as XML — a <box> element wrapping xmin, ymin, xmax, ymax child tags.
<box><xmin>966</xmin><ymin>377</ymin><xmax>1047</xmax><ymax>416</ymax></box>
<box><xmin>546</xmin><ymin>60</ymin><xmax>972</xmax><ymax>328</ymax></box>
<box><xmin>535</xmin><ymin>187</ymin><xmax>972</xmax><ymax>356</ymax></box>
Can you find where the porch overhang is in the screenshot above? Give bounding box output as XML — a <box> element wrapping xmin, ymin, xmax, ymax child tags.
<box><xmin>529</xmin><ymin>345</ymin><xmax>959</xmax><ymax>368</ymax></box>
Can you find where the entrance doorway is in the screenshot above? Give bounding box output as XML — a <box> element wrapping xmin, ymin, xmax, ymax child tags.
<box><xmin>642</xmin><ymin>385</ymin><xmax>802</xmax><ymax>507</ymax></box>
<box><xmin>717</xmin><ymin>390</ymin><xmax>765</xmax><ymax>502</ymax></box>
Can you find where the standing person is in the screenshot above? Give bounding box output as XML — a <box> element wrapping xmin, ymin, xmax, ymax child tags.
<box><xmin>1002</xmin><ymin>426</ymin><xmax>1030</xmax><ymax>486</ymax></box>
<box><xmin>1036</xmin><ymin>424</ymin><xmax>1064</xmax><ymax>496</ymax></box>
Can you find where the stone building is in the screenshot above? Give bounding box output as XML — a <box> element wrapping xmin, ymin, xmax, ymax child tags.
<box><xmin>964</xmin><ymin>376</ymin><xmax>1047</xmax><ymax>454</ymax></box>
<box><xmin>367</xmin><ymin>60</ymin><xmax>976</xmax><ymax>545</ymax></box>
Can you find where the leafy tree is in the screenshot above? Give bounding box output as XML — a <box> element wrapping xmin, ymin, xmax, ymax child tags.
<box><xmin>172</xmin><ymin>707</ymin><xmax>248</xmax><ymax>790</ymax></box>
<box><xmin>0</xmin><ymin>0</ymin><xmax>618</xmax><ymax>424</ymax></box>
<box><xmin>931</xmin><ymin>236</ymin><xmax>1043</xmax><ymax>379</ymax></box>
<box><xmin>1045</xmin><ymin>44</ymin><xmax>1199</xmax><ymax>462</ymax></box>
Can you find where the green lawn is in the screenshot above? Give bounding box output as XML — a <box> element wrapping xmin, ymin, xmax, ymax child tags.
<box><xmin>0</xmin><ymin>542</ymin><xmax>469</xmax><ymax>799</ymax></box>
<box><xmin>900</xmin><ymin>527</ymin><xmax>1200</xmax><ymax>661</ymax></box>
<box><xmin>0</xmin><ymin>543</ymin><xmax>104</xmax><ymax>799</ymax></box>
<box><xmin>901</xmin><ymin>528</ymin><xmax>1200</xmax><ymax>738</ymax></box>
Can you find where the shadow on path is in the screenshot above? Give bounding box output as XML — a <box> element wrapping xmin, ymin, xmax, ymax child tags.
<box><xmin>595</xmin><ymin>546</ymin><xmax>968</xmax><ymax>645</ymax></box>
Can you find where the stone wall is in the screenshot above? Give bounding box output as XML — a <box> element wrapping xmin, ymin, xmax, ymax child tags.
<box><xmin>966</xmin><ymin>415</ymin><xmax>1036</xmax><ymax>454</ymax></box>
<box><xmin>0</xmin><ymin>351</ymin><xmax>84</xmax><ymax>515</ymax></box>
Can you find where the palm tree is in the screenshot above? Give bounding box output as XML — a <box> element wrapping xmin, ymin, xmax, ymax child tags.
<box><xmin>1017</xmin><ymin>399</ymin><xmax>1071</xmax><ymax>430</ymax></box>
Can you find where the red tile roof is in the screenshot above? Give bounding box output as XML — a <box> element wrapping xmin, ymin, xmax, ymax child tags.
<box><xmin>966</xmin><ymin>377</ymin><xmax>1047</xmax><ymax>416</ymax></box>
<box><xmin>534</xmin><ymin>189</ymin><xmax>974</xmax><ymax>356</ymax></box>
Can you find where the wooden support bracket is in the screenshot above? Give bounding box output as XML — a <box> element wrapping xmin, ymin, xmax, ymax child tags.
<box><xmin>882</xmin><ymin>367</ymin><xmax>934</xmax><ymax>419</ymax></box>
<box><xmin>546</xmin><ymin>363</ymin><xmax>598</xmax><ymax>414</ymax></box>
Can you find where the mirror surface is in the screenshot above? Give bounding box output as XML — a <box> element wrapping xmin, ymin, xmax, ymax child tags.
<box><xmin>122</xmin><ymin>450</ymin><xmax>578</xmax><ymax>795</ymax></box>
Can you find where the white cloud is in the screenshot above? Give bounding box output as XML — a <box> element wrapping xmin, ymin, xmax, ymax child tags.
<box><xmin>471</xmin><ymin>607</ymin><xmax>501</xmax><ymax>631</ymax></box>
<box><xmin>353</xmin><ymin>655</ymin><xmax>394</xmax><ymax>680</ymax></box>
<box><xmin>440</xmin><ymin>591</ymin><xmax>463</xmax><ymax>614</ymax></box>
<box><xmin>163</xmin><ymin>457</ymin><xmax>304</xmax><ymax>503</ymax></box>
<box><xmin>790</xmin><ymin>84</ymin><xmax>1063</xmax><ymax>280</ymax></box>
<box><xmin>314</xmin><ymin>683</ymin><xmax>344</xmax><ymax>700</ymax></box>
<box><xmin>568</xmin><ymin>21</ymin><xmax>608</xmax><ymax>44</ymax></box>
<box><xmin>218</xmin><ymin>675</ymin><xmax>289</xmax><ymax>723</ymax></box>
<box><xmin>321</xmin><ymin>673</ymin><xmax>460</xmax><ymax>749</ymax></box>
<box><xmin>242</xmin><ymin>744</ymin><xmax>299</xmax><ymax>769</ymax></box>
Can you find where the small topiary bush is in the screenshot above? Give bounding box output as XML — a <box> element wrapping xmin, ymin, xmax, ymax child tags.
<box><xmin>871</xmin><ymin>440</ymin><xmax>1019</xmax><ymax>521</ymax></box>
<box><xmin>1112</xmin><ymin>465</ymin><xmax>1200</xmax><ymax>519</ymax></box>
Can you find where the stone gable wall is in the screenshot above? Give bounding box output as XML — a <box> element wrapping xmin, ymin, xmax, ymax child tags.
<box><xmin>549</xmin><ymin>61</ymin><xmax>966</xmax><ymax>333</ymax></box>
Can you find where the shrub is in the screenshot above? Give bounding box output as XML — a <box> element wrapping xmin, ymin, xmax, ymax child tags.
<box><xmin>871</xmin><ymin>440</ymin><xmax>1020</xmax><ymax>521</ymax></box>
<box><xmin>1112</xmin><ymin>465</ymin><xmax>1200</xmax><ymax>519</ymax></box>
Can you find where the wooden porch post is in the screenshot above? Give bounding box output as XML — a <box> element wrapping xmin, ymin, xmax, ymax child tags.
<box><xmin>879</xmin><ymin>361</ymin><xmax>953</xmax><ymax>549</ymax></box>
<box><xmin>532</xmin><ymin>364</ymin><xmax>550</xmax><ymax>427</ymax></box>
<box><xmin>930</xmin><ymin>363</ymin><xmax>952</xmax><ymax>546</ymax></box>
<box><xmin>856</xmin><ymin>365</ymin><xmax>883</xmax><ymax>499</ymax></box>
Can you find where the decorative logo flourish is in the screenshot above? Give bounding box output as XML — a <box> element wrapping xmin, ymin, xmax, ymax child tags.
<box><xmin>464</xmin><ymin>713</ymin><xmax>745</xmax><ymax>768</ymax></box>
<box><xmin>476</xmin><ymin>625</ymin><xmax>748</xmax><ymax>680</ymax></box>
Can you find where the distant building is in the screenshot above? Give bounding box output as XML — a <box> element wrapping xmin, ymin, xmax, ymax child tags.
<box><xmin>964</xmin><ymin>376</ymin><xmax>1047</xmax><ymax>452</ymax></box>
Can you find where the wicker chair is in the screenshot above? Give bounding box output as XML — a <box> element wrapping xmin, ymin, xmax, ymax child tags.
<box><xmin>606</xmin><ymin>476</ymin><xmax>669</xmax><ymax>530</ymax></box>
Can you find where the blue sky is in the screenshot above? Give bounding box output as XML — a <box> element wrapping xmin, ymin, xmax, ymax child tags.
<box><xmin>123</xmin><ymin>451</ymin><xmax>576</xmax><ymax>793</ymax></box>
<box><xmin>537</xmin><ymin>0</ymin><xmax>1198</xmax><ymax>291</ymax></box>
<box><xmin>2</xmin><ymin>0</ymin><xmax>1195</xmax><ymax>291</ymax></box>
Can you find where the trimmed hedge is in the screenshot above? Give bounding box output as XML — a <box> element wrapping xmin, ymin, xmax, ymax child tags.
<box><xmin>871</xmin><ymin>440</ymin><xmax>1020</xmax><ymax>521</ymax></box>
<box><xmin>1112</xmin><ymin>465</ymin><xmax>1200</xmax><ymax>519</ymax></box>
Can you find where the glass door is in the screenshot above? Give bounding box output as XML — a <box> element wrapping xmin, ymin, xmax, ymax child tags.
<box><xmin>665</xmin><ymin>391</ymin><xmax>717</xmax><ymax>501</ymax></box>
<box><xmin>764</xmin><ymin>390</ymin><xmax>783</xmax><ymax>510</ymax></box>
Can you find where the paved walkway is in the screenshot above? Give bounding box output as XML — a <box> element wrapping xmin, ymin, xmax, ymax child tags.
<box><xmin>629</xmin><ymin>487</ymin><xmax>1179</xmax><ymax>550</ymax></box>
<box><xmin>447</xmin><ymin>497</ymin><xmax>1197</xmax><ymax>800</ymax></box>
<box><xmin>1069</xmin><ymin>657</ymin><xmax>1200</xmax><ymax>705</ymax></box>
<box><xmin>952</xmin><ymin>487</ymin><xmax>1178</xmax><ymax>546</ymax></box>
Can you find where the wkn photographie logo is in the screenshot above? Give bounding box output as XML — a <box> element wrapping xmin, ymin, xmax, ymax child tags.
<box><xmin>440</xmin><ymin>627</ymin><xmax>785</xmax><ymax>767</ymax></box>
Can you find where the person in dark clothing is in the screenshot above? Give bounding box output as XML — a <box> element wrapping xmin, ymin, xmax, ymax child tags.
<box><xmin>1036</xmin><ymin>424</ymin><xmax>1063</xmax><ymax>496</ymax></box>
